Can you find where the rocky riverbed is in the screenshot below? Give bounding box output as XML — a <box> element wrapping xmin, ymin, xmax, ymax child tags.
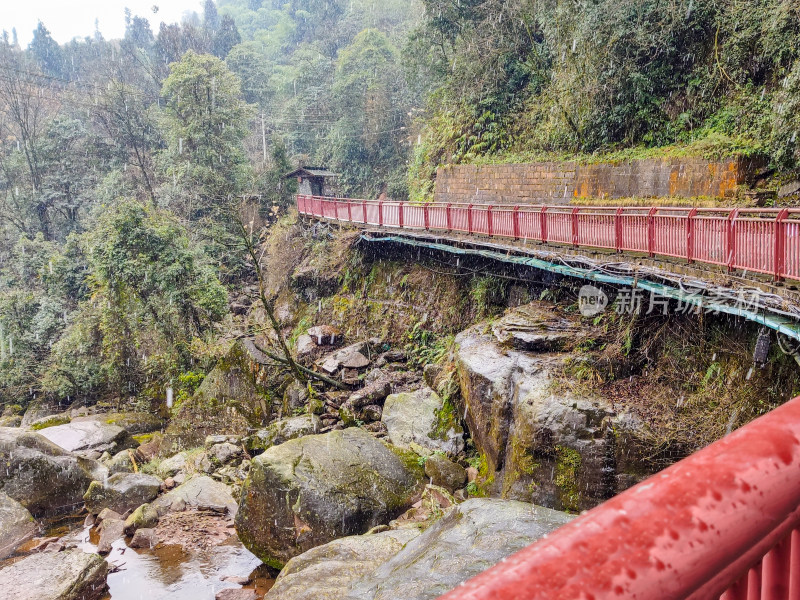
<box><xmin>0</xmin><ymin>299</ymin><xmax>662</xmax><ymax>599</ymax></box>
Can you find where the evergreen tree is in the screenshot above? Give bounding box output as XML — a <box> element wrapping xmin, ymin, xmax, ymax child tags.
<box><xmin>29</xmin><ymin>22</ymin><xmax>63</xmax><ymax>78</ymax></box>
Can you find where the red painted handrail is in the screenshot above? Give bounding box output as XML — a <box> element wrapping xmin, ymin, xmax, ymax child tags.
<box><xmin>435</xmin><ymin>394</ymin><xmax>800</xmax><ymax>600</ymax></box>
<box><xmin>296</xmin><ymin>196</ymin><xmax>800</xmax><ymax>282</ymax></box>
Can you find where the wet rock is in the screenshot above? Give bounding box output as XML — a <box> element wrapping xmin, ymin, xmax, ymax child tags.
<box><xmin>129</xmin><ymin>528</ymin><xmax>159</xmax><ymax>549</ymax></box>
<box><xmin>245</xmin><ymin>415</ymin><xmax>321</xmax><ymax>454</ymax></box>
<box><xmin>0</xmin><ymin>415</ymin><xmax>22</xmax><ymax>428</ymax></box>
<box><xmin>83</xmin><ymin>473</ymin><xmax>162</xmax><ymax>514</ymax></box>
<box><xmin>29</xmin><ymin>413</ymin><xmax>72</xmax><ymax>430</ymax></box>
<box><xmin>0</xmin><ymin>549</ymin><xmax>108</xmax><ymax>600</ymax></box>
<box><xmin>95</xmin><ymin>508</ymin><xmax>122</xmax><ymax>525</ymax></box>
<box><xmin>361</xmin><ymin>405</ymin><xmax>383</xmax><ymax>422</ymax></box>
<box><xmin>424</xmin><ymin>454</ymin><xmax>467</xmax><ymax>493</ymax></box>
<box><xmin>205</xmin><ymin>435</ymin><xmax>242</xmax><ymax>448</ymax></box>
<box><xmin>455</xmin><ymin>312</ymin><xmax>650</xmax><ymax>510</ymax></box>
<box><xmin>236</xmin><ymin>428</ymin><xmax>425</xmax><ymax>568</ymax></box>
<box><xmin>0</xmin><ymin>492</ymin><xmax>36</xmax><ymax>559</ymax></box>
<box><xmin>265</xmin><ymin>529</ymin><xmax>421</xmax><ymax>600</ymax></box>
<box><xmin>158</xmin><ymin>451</ymin><xmax>189</xmax><ymax>478</ymax></box>
<box><xmin>339</xmin><ymin>380</ymin><xmax>392</xmax><ymax>425</ymax></box>
<box><xmin>318</xmin><ymin>342</ymin><xmax>370</xmax><ymax>374</ymax></box>
<box><xmin>307</xmin><ymin>325</ymin><xmax>342</xmax><ymax>346</ymax></box>
<box><xmin>381</xmin><ymin>388</ymin><xmax>464</xmax><ymax>455</ymax></box>
<box><xmin>490</xmin><ymin>302</ymin><xmax>591</xmax><ymax>352</ymax></box>
<box><xmin>104</xmin><ymin>449</ymin><xmax>139</xmax><ymax>474</ymax></box>
<box><xmin>97</xmin><ymin>518</ymin><xmax>125</xmax><ymax>555</ymax></box>
<box><xmin>282</xmin><ymin>382</ymin><xmax>310</xmax><ymax>414</ymax></box>
<box><xmin>38</xmin><ymin>421</ymin><xmax>137</xmax><ymax>457</ymax></box>
<box><xmin>20</xmin><ymin>399</ymin><xmax>62</xmax><ymax>428</ymax></box>
<box><xmin>124</xmin><ymin>503</ymin><xmax>159</xmax><ymax>535</ymax></box>
<box><xmin>345</xmin><ymin>499</ymin><xmax>573</xmax><ymax>600</ymax></box>
<box><xmin>165</xmin><ymin>341</ymin><xmax>268</xmax><ymax>450</ymax></box>
<box><xmin>136</xmin><ymin>432</ymin><xmax>164</xmax><ymax>462</ymax></box>
<box><xmin>423</xmin><ymin>364</ymin><xmax>442</xmax><ymax>389</ymax></box>
<box><xmin>72</xmin><ymin>412</ymin><xmax>163</xmax><ymax>436</ymax></box>
<box><xmin>216</xmin><ymin>589</ymin><xmax>259</xmax><ymax>600</ymax></box>
<box><xmin>152</xmin><ymin>475</ymin><xmax>238</xmax><ymax>516</ymax></box>
<box><xmin>208</xmin><ymin>442</ymin><xmax>243</xmax><ymax>465</ymax></box>
<box><xmin>295</xmin><ymin>334</ymin><xmax>318</xmax><ymax>359</ymax></box>
<box><xmin>0</xmin><ymin>428</ymin><xmax>107</xmax><ymax>516</ymax></box>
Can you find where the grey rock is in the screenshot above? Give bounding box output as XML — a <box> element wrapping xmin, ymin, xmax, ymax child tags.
<box><xmin>490</xmin><ymin>303</ymin><xmax>591</xmax><ymax>352</ymax></box>
<box><xmin>71</xmin><ymin>412</ymin><xmax>163</xmax><ymax>436</ymax></box>
<box><xmin>245</xmin><ymin>415</ymin><xmax>321</xmax><ymax>454</ymax></box>
<box><xmin>104</xmin><ymin>449</ymin><xmax>137</xmax><ymax>474</ymax></box>
<box><xmin>0</xmin><ymin>492</ymin><xmax>36</xmax><ymax>559</ymax></box>
<box><xmin>205</xmin><ymin>435</ymin><xmax>242</xmax><ymax>448</ymax></box>
<box><xmin>124</xmin><ymin>503</ymin><xmax>159</xmax><ymax>535</ymax></box>
<box><xmin>307</xmin><ymin>326</ymin><xmax>342</xmax><ymax>346</ymax></box>
<box><xmin>38</xmin><ymin>421</ymin><xmax>136</xmax><ymax>457</ymax></box>
<box><xmin>265</xmin><ymin>529</ymin><xmax>421</xmax><ymax>600</ymax></box>
<box><xmin>235</xmin><ymin>428</ymin><xmax>424</xmax><ymax>568</ymax></box>
<box><xmin>361</xmin><ymin>405</ymin><xmax>383</xmax><ymax>422</ymax></box>
<box><xmin>209</xmin><ymin>442</ymin><xmax>243</xmax><ymax>465</ymax></box>
<box><xmin>157</xmin><ymin>452</ymin><xmax>189</xmax><ymax>478</ymax></box>
<box><xmin>455</xmin><ymin>311</ymin><xmax>650</xmax><ymax>511</ymax></box>
<box><xmin>382</xmin><ymin>388</ymin><xmax>464</xmax><ymax>455</ymax></box>
<box><xmin>0</xmin><ymin>427</ymin><xmax>107</xmax><ymax>516</ymax></box>
<box><xmin>129</xmin><ymin>528</ymin><xmax>159</xmax><ymax>549</ymax></box>
<box><xmin>424</xmin><ymin>455</ymin><xmax>467</xmax><ymax>492</ymax></box>
<box><xmin>295</xmin><ymin>334</ymin><xmax>317</xmax><ymax>359</ymax></box>
<box><xmin>216</xmin><ymin>589</ymin><xmax>259</xmax><ymax>600</ymax></box>
<box><xmin>83</xmin><ymin>473</ymin><xmax>162</xmax><ymax>514</ymax></box>
<box><xmin>345</xmin><ymin>499</ymin><xmax>574</xmax><ymax>600</ymax></box>
<box><xmin>0</xmin><ymin>549</ymin><xmax>108</xmax><ymax>600</ymax></box>
<box><xmin>152</xmin><ymin>475</ymin><xmax>237</xmax><ymax>516</ymax></box>
<box><xmin>97</xmin><ymin>518</ymin><xmax>125</xmax><ymax>555</ymax></box>
<box><xmin>0</xmin><ymin>415</ymin><xmax>22</xmax><ymax>428</ymax></box>
<box><xmin>20</xmin><ymin>399</ymin><xmax>62</xmax><ymax>428</ymax></box>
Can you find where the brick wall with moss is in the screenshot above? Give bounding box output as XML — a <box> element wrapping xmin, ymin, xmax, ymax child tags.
<box><xmin>434</xmin><ymin>157</ymin><xmax>760</xmax><ymax>205</ymax></box>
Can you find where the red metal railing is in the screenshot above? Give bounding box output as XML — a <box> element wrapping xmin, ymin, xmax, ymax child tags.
<box><xmin>434</xmin><ymin>394</ymin><xmax>800</xmax><ymax>600</ymax></box>
<box><xmin>297</xmin><ymin>195</ymin><xmax>800</xmax><ymax>282</ymax></box>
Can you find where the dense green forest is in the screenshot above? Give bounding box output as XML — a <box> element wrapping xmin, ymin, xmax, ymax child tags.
<box><xmin>2</xmin><ymin>0</ymin><xmax>800</xmax><ymax>413</ymax></box>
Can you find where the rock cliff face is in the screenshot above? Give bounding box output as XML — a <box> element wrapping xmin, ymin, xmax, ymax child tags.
<box><xmin>235</xmin><ymin>428</ymin><xmax>424</xmax><ymax>567</ymax></box>
<box><xmin>455</xmin><ymin>303</ymin><xmax>651</xmax><ymax>511</ymax></box>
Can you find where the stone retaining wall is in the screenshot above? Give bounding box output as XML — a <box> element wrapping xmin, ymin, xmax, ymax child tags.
<box><xmin>434</xmin><ymin>157</ymin><xmax>760</xmax><ymax>205</ymax></box>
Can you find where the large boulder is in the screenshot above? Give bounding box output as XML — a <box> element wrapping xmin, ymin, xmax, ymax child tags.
<box><xmin>245</xmin><ymin>414</ymin><xmax>321</xmax><ymax>454</ymax></box>
<box><xmin>346</xmin><ymin>499</ymin><xmax>573</xmax><ymax>600</ymax></box>
<box><xmin>381</xmin><ymin>387</ymin><xmax>464</xmax><ymax>455</ymax></box>
<box><xmin>164</xmin><ymin>341</ymin><xmax>269</xmax><ymax>451</ymax></box>
<box><xmin>0</xmin><ymin>492</ymin><xmax>36</xmax><ymax>559</ymax></box>
<box><xmin>83</xmin><ymin>472</ymin><xmax>162</xmax><ymax>514</ymax></box>
<box><xmin>265</xmin><ymin>529</ymin><xmax>421</xmax><ymax>600</ymax></box>
<box><xmin>37</xmin><ymin>421</ymin><xmax>137</xmax><ymax>458</ymax></box>
<box><xmin>0</xmin><ymin>428</ymin><xmax>107</xmax><ymax>516</ymax></box>
<box><xmin>236</xmin><ymin>428</ymin><xmax>424</xmax><ymax>568</ymax></box>
<box><xmin>72</xmin><ymin>412</ymin><xmax>163</xmax><ymax>436</ymax></box>
<box><xmin>455</xmin><ymin>304</ymin><xmax>650</xmax><ymax>511</ymax></box>
<box><xmin>152</xmin><ymin>475</ymin><xmax>238</xmax><ymax>516</ymax></box>
<box><xmin>20</xmin><ymin>399</ymin><xmax>62</xmax><ymax>428</ymax></box>
<box><xmin>0</xmin><ymin>549</ymin><xmax>108</xmax><ymax>600</ymax></box>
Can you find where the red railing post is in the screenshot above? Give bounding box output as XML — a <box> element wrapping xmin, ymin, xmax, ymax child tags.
<box><xmin>513</xmin><ymin>206</ymin><xmax>520</xmax><ymax>240</ymax></box>
<box><xmin>424</xmin><ymin>203</ymin><xmax>430</xmax><ymax>230</ymax></box>
<box><xmin>615</xmin><ymin>207</ymin><xmax>623</xmax><ymax>252</ymax></box>
<box><xmin>362</xmin><ymin>200</ymin><xmax>367</xmax><ymax>224</ymax></box>
<box><xmin>727</xmin><ymin>209</ymin><xmax>739</xmax><ymax>273</ymax></box>
<box><xmin>541</xmin><ymin>206</ymin><xmax>548</xmax><ymax>244</ymax></box>
<box><xmin>487</xmin><ymin>205</ymin><xmax>493</xmax><ymax>237</ymax></box>
<box><xmin>775</xmin><ymin>208</ymin><xmax>790</xmax><ymax>281</ymax></box>
<box><xmin>347</xmin><ymin>199</ymin><xmax>352</xmax><ymax>222</ymax></box>
<box><xmin>571</xmin><ymin>207</ymin><xmax>579</xmax><ymax>247</ymax></box>
<box><xmin>647</xmin><ymin>207</ymin><xmax>657</xmax><ymax>257</ymax></box>
<box><xmin>468</xmin><ymin>204</ymin><xmax>474</xmax><ymax>234</ymax></box>
<box><xmin>446</xmin><ymin>203</ymin><xmax>452</xmax><ymax>231</ymax></box>
<box><xmin>398</xmin><ymin>202</ymin><xmax>403</xmax><ymax>228</ymax></box>
<box><xmin>378</xmin><ymin>201</ymin><xmax>383</xmax><ymax>226</ymax></box>
<box><xmin>687</xmin><ymin>207</ymin><xmax>698</xmax><ymax>263</ymax></box>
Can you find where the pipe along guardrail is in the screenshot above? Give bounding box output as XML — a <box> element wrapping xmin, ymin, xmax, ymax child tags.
<box><xmin>435</xmin><ymin>393</ymin><xmax>800</xmax><ymax>600</ymax></box>
<box><xmin>297</xmin><ymin>195</ymin><xmax>800</xmax><ymax>282</ymax></box>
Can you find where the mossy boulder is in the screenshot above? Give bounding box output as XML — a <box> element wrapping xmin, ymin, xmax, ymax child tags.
<box><xmin>0</xmin><ymin>427</ymin><xmax>107</xmax><ymax>516</ymax></box>
<box><xmin>73</xmin><ymin>412</ymin><xmax>163</xmax><ymax>436</ymax></box>
<box><xmin>0</xmin><ymin>492</ymin><xmax>36</xmax><ymax>559</ymax></box>
<box><xmin>123</xmin><ymin>503</ymin><xmax>159</xmax><ymax>535</ymax></box>
<box><xmin>164</xmin><ymin>341</ymin><xmax>270</xmax><ymax>451</ymax></box>
<box><xmin>37</xmin><ymin>420</ymin><xmax>137</xmax><ymax>458</ymax></box>
<box><xmin>235</xmin><ymin>428</ymin><xmax>425</xmax><ymax>568</ymax></box>
<box><xmin>381</xmin><ymin>387</ymin><xmax>464</xmax><ymax>455</ymax></box>
<box><xmin>29</xmin><ymin>413</ymin><xmax>71</xmax><ymax>430</ymax></box>
<box><xmin>83</xmin><ymin>473</ymin><xmax>162</xmax><ymax>515</ymax></box>
<box><xmin>244</xmin><ymin>414</ymin><xmax>321</xmax><ymax>455</ymax></box>
<box><xmin>0</xmin><ymin>549</ymin><xmax>108</xmax><ymax>600</ymax></box>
